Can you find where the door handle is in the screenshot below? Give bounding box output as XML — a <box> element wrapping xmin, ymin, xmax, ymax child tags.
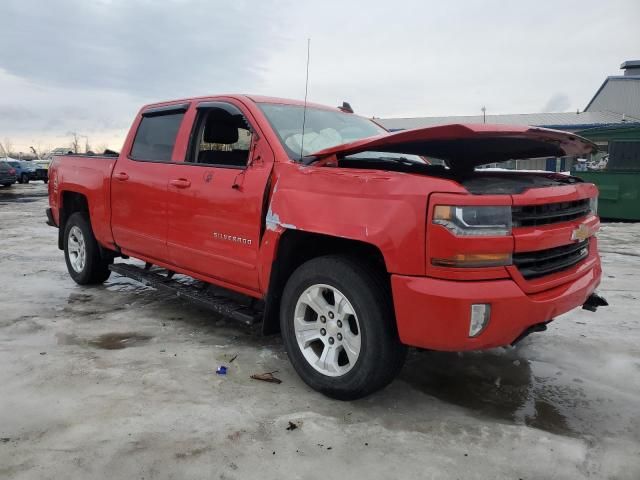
<box><xmin>170</xmin><ymin>178</ymin><xmax>191</xmax><ymax>189</ymax></box>
<box><xmin>114</xmin><ymin>172</ymin><xmax>129</xmax><ymax>181</ymax></box>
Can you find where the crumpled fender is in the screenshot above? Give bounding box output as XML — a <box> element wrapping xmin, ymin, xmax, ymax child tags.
<box><xmin>257</xmin><ymin>162</ymin><xmax>467</xmax><ymax>290</ymax></box>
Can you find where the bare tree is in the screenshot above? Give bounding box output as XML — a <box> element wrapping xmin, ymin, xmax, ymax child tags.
<box><xmin>28</xmin><ymin>143</ymin><xmax>50</xmax><ymax>160</ymax></box>
<box><xmin>69</xmin><ymin>132</ymin><xmax>80</xmax><ymax>154</ymax></box>
<box><xmin>1</xmin><ymin>138</ymin><xmax>14</xmax><ymax>157</ymax></box>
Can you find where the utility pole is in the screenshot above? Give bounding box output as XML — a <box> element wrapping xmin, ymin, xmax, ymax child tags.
<box><xmin>81</xmin><ymin>135</ymin><xmax>90</xmax><ymax>153</ymax></box>
<box><xmin>481</xmin><ymin>106</ymin><xmax>486</xmax><ymax>124</ymax></box>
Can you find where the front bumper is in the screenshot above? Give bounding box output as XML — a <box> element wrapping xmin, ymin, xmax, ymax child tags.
<box><xmin>391</xmin><ymin>256</ymin><xmax>601</xmax><ymax>351</ymax></box>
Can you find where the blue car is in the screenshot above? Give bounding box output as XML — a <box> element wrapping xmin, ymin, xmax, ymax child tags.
<box><xmin>7</xmin><ymin>160</ymin><xmax>37</xmax><ymax>184</ymax></box>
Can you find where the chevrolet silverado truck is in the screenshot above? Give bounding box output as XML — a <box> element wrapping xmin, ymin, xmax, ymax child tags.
<box><xmin>47</xmin><ymin>95</ymin><xmax>607</xmax><ymax>399</ymax></box>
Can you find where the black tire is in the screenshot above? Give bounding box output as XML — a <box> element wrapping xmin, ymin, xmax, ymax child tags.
<box><xmin>2</xmin><ymin>183</ymin><xmax>12</xmax><ymax>187</ymax></box>
<box><xmin>21</xmin><ymin>174</ymin><xmax>29</xmax><ymax>184</ymax></box>
<box><xmin>280</xmin><ymin>255</ymin><xmax>406</xmax><ymax>400</ymax></box>
<box><xmin>43</xmin><ymin>178</ymin><xmax>48</xmax><ymax>184</ymax></box>
<box><xmin>63</xmin><ymin>212</ymin><xmax>112</xmax><ymax>285</ymax></box>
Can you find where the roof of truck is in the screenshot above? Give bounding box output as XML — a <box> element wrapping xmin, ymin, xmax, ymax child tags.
<box><xmin>141</xmin><ymin>94</ymin><xmax>342</xmax><ymax>113</ymax></box>
<box><xmin>246</xmin><ymin>95</ymin><xmax>341</xmax><ymax>111</ymax></box>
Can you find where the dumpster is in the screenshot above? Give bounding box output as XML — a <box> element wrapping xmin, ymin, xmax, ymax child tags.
<box><xmin>574</xmin><ymin>170</ymin><xmax>640</xmax><ymax>220</ymax></box>
<box><xmin>573</xmin><ymin>125</ymin><xmax>640</xmax><ymax>221</ymax></box>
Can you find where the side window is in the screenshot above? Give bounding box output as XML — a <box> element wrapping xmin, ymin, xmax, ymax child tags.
<box><xmin>189</xmin><ymin>105</ymin><xmax>253</xmax><ymax>167</ymax></box>
<box><xmin>130</xmin><ymin>111</ymin><xmax>185</xmax><ymax>162</ymax></box>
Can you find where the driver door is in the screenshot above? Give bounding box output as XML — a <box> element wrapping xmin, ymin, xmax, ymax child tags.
<box><xmin>166</xmin><ymin>101</ymin><xmax>273</xmax><ymax>292</ymax></box>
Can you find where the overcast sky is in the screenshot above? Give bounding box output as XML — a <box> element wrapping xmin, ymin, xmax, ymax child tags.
<box><xmin>1</xmin><ymin>0</ymin><xmax>638</xmax><ymax>153</ymax></box>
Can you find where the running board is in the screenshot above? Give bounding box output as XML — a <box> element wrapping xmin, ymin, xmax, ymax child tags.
<box><xmin>109</xmin><ymin>263</ymin><xmax>262</xmax><ymax>325</ymax></box>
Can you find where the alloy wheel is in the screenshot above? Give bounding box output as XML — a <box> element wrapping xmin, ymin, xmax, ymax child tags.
<box><xmin>293</xmin><ymin>284</ymin><xmax>361</xmax><ymax>377</ymax></box>
<box><xmin>67</xmin><ymin>226</ymin><xmax>87</xmax><ymax>273</ymax></box>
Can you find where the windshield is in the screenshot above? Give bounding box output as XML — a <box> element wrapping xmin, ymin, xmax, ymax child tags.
<box><xmin>258</xmin><ymin>103</ymin><xmax>424</xmax><ymax>163</ymax></box>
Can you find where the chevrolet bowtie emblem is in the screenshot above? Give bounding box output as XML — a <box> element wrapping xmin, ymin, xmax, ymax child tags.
<box><xmin>571</xmin><ymin>224</ymin><xmax>591</xmax><ymax>242</ymax></box>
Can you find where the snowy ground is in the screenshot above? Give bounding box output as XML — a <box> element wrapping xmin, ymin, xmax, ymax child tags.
<box><xmin>1</xmin><ymin>182</ymin><xmax>638</xmax><ymax>480</ymax></box>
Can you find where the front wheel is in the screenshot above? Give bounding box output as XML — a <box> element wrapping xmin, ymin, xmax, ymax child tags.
<box><xmin>43</xmin><ymin>178</ymin><xmax>48</xmax><ymax>184</ymax></box>
<box><xmin>63</xmin><ymin>212</ymin><xmax>112</xmax><ymax>285</ymax></box>
<box><xmin>21</xmin><ymin>174</ymin><xmax>30</xmax><ymax>184</ymax></box>
<box><xmin>280</xmin><ymin>255</ymin><xmax>406</xmax><ymax>400</ymax></box>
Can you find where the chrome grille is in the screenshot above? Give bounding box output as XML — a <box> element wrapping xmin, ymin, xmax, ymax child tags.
<box><xmin>513</xmin><ymin>240</ymin><xmax>589</xmax><ymax>279</ymax></box>
<box><xmin>512</xmin><ymin>199</ymin><xmax>590</xmax><ymax>227</ymax></box>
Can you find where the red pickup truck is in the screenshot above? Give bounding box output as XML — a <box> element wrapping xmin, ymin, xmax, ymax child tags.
<box><xmin>47</xmin><ymin>95</ymin><xmax>606</xmax><ymax>399</ymax></box>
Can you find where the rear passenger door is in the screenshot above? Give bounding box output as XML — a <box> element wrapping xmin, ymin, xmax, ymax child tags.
<box><xmin>166</xmin><ymin>100</ymin><xmax>273</xmax><ymax>292</ymax></box>
<box><xmin>111</xmin><ymin>104</ymin><xmax>187</xmax><ymax>262</ymax></box>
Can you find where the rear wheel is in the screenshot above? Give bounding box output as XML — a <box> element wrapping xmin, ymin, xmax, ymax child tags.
<box><xmin>63</xmin><ymin>212</ymin><xmax>112</xmax><ymax>285</ymax></box>
<box><xmin>280</xmin><ymin>255</ymin><xmax>406</xmax><ymax>400</ymax></box>
<box><xmin>20</xmin><ymin>174</ymin><xmax>29</xmax><ymax>184</ymax></box>
<box><xmin>43</xmin><ymin>178</ymin><xmax>48</xmax><ymax>184</ymax></box>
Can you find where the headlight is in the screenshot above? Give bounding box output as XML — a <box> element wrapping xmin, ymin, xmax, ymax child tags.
<box><xmin>589</xmin><ymin>196</ymin><xmax>598</xmax><ymax>215</ymax></box>
<box><xmin>433</xmin><ymin>205</ymin><xmax>512</xmax><ymax>236</ymax></box>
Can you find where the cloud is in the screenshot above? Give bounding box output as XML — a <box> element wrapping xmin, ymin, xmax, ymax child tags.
<box><xmin>0</xmin><ymin>0</ymin><xmax>639</xmax><ymax>151</ymax></box>
<box><xmin>0</xmin><ymin>0</ymin><xmax>286</xmax><ymax>97</ymax></box>
<box><xmin>541</xmin><ymin>93</ymin><xmax>571</xmax><ymax>113</ymax></box>
<box><xmin>255</xmin><ymin>0</ymin><xmax>640</xmax><ymax>118</ymax></box>
<box><xmin>0</xmin><ymin>68</ymin><xmax>138</xmax><ymax>151</ymax></box>
<box><xmin>0</xmin><ymin>0</ymin><xmax>287</xmax><ymax>149</ymax></box>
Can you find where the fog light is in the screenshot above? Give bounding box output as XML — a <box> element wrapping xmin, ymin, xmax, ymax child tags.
<box><xmin>469</xmin><ymin>304</ymin><xmax>491</xmax><ymax>337</ymax></box>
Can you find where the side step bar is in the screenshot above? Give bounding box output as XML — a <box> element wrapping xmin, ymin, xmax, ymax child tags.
<box><xmin>109</xmin><ymin>263</ymin><xmax>262</xmax><ymax>325</ymax></box>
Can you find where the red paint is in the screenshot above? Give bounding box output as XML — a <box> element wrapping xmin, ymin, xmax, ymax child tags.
<box><xmin>392</xmin><ymin>250</ymin><xmax>601</xmax><ymax>351</ymax></box>
<box><xmin>48</xmin><ymin>94</ymin><xmax>602</xmax><ymax>351</ymax></box>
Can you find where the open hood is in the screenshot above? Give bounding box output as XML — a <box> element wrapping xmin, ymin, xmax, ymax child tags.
<box><xmin>308</xmin><ymin>124</ymin><xmax>597</xmax><ymax>172</ymax></box>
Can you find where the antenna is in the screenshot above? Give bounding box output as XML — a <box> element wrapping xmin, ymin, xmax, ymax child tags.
<box><xmin>299</xmin><ymin>38</ymin><xmax>311</xmax><ymax>161</ymax></box>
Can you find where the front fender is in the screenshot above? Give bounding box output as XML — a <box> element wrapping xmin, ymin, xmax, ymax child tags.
<box><xmin>262</xmin><ymin>163</ymin><xmax>430</xmax><ymax>276</ymax></box>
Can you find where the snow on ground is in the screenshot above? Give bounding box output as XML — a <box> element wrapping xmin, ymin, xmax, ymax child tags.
<box><xmin>0</xmin><ymin>183</ymin><xmax>639</xmax><ymax>479</ymax></box>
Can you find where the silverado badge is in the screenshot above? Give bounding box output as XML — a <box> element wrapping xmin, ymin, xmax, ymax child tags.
<box><xmin>213</xmin><ymin>232</ymin><xmax>252</xmax><ymax>246</ymax></box>
<box><xmin>571</xmin><ymin>224</ymin><xmax>591</xmax><ymax>242</ymax></box>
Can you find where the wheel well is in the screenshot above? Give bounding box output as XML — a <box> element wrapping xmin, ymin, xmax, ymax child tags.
<box><xmin>262</xmin><ymin>230</ymin><xmax>388</xmax><ymax>335</ymax></box>
<box><xmin>58</xmin><ymin>191</ymin><xmax>89</xmax><ymax>250</ymax></box>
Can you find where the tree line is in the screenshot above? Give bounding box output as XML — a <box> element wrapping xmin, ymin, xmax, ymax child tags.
<box><xmin>0</xmin><ymin>132</ymin><xmax>109</xmax><ymax>160</ymax></box>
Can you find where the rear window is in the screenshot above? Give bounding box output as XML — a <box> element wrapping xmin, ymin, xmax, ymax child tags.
<box><xmin>130</xmin><ymin>112</ymin><xmax>185</xmax><ymax>161</ymax></box>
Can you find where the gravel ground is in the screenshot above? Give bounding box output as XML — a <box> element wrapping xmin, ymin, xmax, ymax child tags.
<box><xmin>1</xmin><ymin>182</ymin><xmax>639</xmax><ymax>480</ymax></box>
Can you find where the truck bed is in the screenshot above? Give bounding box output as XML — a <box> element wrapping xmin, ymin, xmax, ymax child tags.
<box><xmin>48</xmin><ymin>154</ymin><xmax>119</xmax><ymax>249</ymax></box>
